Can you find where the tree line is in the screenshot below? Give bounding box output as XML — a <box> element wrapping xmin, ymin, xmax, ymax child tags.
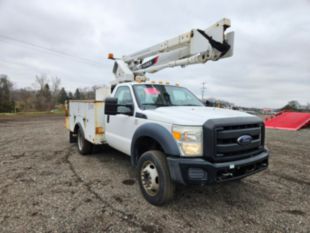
<box><xmin>281</xmin><ymin>100</ymin><xmax>310</xmax><ymax>112</ymax></box>
<box><xmin>0</xmin><ymin>74</ymin><xmax>97</xmax><ymax>113</ymax></box>
<box><xmin>1</xmin><ymin>73</ymin><xmax>309</xmax><ymax>113</ymax></box>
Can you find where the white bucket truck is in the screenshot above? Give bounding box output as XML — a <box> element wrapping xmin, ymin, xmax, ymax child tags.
<box><xmin>65</xmin><ymin>19</ymin><xmax>269</xmax><ymax>205</ymax></box>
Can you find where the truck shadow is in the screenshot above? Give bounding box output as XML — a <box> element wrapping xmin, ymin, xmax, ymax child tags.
<box><xmin>91</xmin><ymin>145</ymin><xmax>131</xmax><ymax>165</ymax></box>
<box><xmin>91</xmin><ymin>145</ymin><xmax>136</xmax><ymax>179</ymax></box>
<box><xmin>89</xmin><ymin>145</ymin><xmax>269</xmax><ymax>210</ymax></box>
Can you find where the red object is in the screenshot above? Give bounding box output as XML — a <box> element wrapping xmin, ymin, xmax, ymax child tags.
<box><xmin>145</xmin><ymin>87</ymin><xmax>160</xmax><ymax>95</ymax></box>
<box><xmin>265</xmin><ymin>112</ymin><xmax>310</xmax><ymax>131</ymax></box>
<box><xmin>154</xmin><ymin>56</ymin><xmax>159</xmax><ymax>64</ymax></box>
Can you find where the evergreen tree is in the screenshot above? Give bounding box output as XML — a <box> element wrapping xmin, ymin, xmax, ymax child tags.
<box><xmin>282</xmin><ymin>100</ymin><xmax>301</xmax><ymax>111</ymax></box>
<box><xmin>68</xmin><ymin>92</ymin><xmax>73</xmax><ymax>99</ymax></box>
<box><xmin>57</xmin><ymin>87</ymin><xmax>68</xmax><ymax>104</ymax></box>
<box><xmin>35</xmin><ymin>83</ymin><xmax>52</xmax><ymax>111</ymax></box>
<box><xmin>43</xmin><ymin>84</ymin><xmax>52</xmax><ymax>101</ymax></box>
<box><xmin>0</xmin><ymin>75</ymin><xmax>15</xmax><ymax>112</ymax></box>
<box><xmin>74</xmin><ymin>88</ymin><xmax>81</xmax><ymax>99</ymax></box>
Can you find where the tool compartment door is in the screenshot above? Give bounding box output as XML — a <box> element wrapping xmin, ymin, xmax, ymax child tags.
<box><xmin>68</xmin><ymin>100</ymin><xmax>106</xmax><ymax>145</ymax></box>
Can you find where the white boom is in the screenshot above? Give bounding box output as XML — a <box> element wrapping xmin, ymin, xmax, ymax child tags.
<box><xmin>109</xmin><ymin>18</ymin><xmax>234</xmax><ymax>83</ymax></box>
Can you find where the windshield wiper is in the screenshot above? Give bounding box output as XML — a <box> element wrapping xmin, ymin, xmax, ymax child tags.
<box><xmin>142</xmin><ymin>103</ymin><xmax>173</xmax><ymax>109</ymax></box>
<box><xmin>174</xmin><ymin>104</ymin><xmax>202</xmax><ymax>106</ymax></box>
<box><xmin>142</xmin><ymin>103</ymin><xmax>171</xmax><ymax>106</ymax></box>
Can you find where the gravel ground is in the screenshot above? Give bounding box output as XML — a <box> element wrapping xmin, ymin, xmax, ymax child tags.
<box><xmin>0</xmin><ymin>116</ymin><xmax>309</xmax><ymax>233</ymax></box>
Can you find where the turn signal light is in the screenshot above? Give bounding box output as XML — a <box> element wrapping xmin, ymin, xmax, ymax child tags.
<box><xmin>108</xmin><ymin>53</ymin><xmax>114</xmax><ymax>60</ymax></box>
<box><xmin>96</xmin><ymin>127</ymin><xmax>104</xmax><ymax>134</ymax></box>
<box><xmin>172</xmin><ymin>131</ymin><xmax>181</xmax><ymax>140</ymax></box>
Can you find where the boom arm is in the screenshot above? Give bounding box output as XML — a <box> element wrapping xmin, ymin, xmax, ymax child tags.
<box><xmin>110</xmin><ymin>18</ymin><xmax>234</xmax><ymax>83</ymax></box>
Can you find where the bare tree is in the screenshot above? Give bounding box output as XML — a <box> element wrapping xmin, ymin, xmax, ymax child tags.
<box><xmin>35</xmin><ymin>74</ymin><xmax>49</xmax><ymax>90</ymax></box>
<box><xmin>14</xmin><ymin>88</ymin><xmax>36</xmax><ymax>112</ymax></box>
<box><xmin>51</xmin><ymin>76</ymin><xmax>61</xmax><ymax>96</ymax></box>
<box><xmin>33</xmin><ymin>74</ymin><xmax>54</xmax><ymax>111</ymax></box>
<box><xmin>50</xmin><ymin>76</ymin><xmax>61</xmax><ymax>106</ymax></box>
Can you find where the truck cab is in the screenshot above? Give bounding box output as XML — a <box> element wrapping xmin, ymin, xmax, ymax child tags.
<box><xmin>102</xmin><ymin>82</ymin><xmax>269</xmax><ymax>204</ymax></box>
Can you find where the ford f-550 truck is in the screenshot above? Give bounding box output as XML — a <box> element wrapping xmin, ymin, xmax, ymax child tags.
<box><xmin>65</xmin><ymin>19</ymin><xmax>269</xmax><ymax>205</ymax></box>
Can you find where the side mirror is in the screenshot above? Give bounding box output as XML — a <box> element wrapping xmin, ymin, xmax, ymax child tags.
<box><xmin>104</xmin><ymin>97</ymin><xmax>118</xmax><ymax>115</ymax></box>
<box><xmin>104</xmin><ymin>97</ymin><xmax>134</xmax><ymax>116</ymax></box>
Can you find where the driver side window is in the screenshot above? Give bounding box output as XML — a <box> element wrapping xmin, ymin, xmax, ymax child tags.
<box><xmin>114</xmin><ymin>86</ymin><xmax>134</xmax><ymax>114</ymax></box>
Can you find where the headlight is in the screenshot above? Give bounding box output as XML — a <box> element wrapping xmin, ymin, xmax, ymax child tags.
<box><xmin>172</xmin><ymin>125</ymin><xmax>203</xmax><ymax>157</ymax></box>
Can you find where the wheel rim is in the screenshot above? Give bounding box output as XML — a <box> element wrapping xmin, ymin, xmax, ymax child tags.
<box><xmin>77</xmin><ymin>131</ymin><xmax>83</xmax><ymax>150</ymax></box>
<box><xmin>141</xmin><ymin>161</ymin><xmax>159</xmax><ymax>196</ymax></box>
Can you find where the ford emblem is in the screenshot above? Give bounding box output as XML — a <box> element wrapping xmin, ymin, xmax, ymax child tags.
<box><xmin>237</xmin><ymin>135</ymin><xmax>253</xmax><ymax>145</ymax></box>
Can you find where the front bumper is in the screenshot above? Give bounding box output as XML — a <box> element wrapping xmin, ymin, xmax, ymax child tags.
<box><xmin>167</xmin><ymin>150</ymin><xmax>269</xmax><ymax>185</ymax></box>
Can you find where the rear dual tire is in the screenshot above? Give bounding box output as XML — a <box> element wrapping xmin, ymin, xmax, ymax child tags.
<box><xmin>77</xmin><ymin>128</ymin><xmax>92</xmax><ymax>155</ymax></box>
<box><xmin>69</xmin><ymin>131</ymin><xmax>77</xmax><ymax>143</ymax></box>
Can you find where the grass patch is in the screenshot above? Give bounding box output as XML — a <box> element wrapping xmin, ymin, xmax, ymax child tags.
<box><xmin>0</xmin><ymin>111</ymin><xmax>64</xmax><ymax>119</ymax></box>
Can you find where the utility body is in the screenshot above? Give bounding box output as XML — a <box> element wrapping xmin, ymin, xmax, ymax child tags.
<box><xmin>65</xmin><ymin>18</ymin><xmax>269</xmax><ymax>205</ymax></box>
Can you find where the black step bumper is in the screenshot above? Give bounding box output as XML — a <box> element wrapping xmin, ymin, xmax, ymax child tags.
<box><xmin>167</xmin><ymin>150</ymin><xmax>269</xmax><ymax>185</ymax></box>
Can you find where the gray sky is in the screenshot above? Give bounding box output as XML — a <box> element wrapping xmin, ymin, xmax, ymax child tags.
<box><xmin>0</xmin><ymin>0</ymin><xmax>309</xmax><ymax>108</ymax></box>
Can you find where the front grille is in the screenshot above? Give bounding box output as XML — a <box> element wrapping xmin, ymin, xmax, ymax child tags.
<box><xmin>203</xmin><ymin>117</ymin><xmax>265</xmax><ymax>162</ymax></box>
<box><xmin>215</xmin><ymin>124</ymin><xmax>263</xmax><ymax>161</ymax></box>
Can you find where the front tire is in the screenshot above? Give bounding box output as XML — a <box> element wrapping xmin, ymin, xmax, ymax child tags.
<box><xmin>77</xmin><ymin>128</ymin><xmax>92</xmax><ymax>155</ymax></box>
<box><xmin>137</xmin><ymin>150</ymin><xmax>175</xmax><ymax>206</ymax></box>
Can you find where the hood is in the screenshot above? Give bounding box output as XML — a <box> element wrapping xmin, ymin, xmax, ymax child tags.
<box><xmin>144</xmin><ymin>106</ymin><xmax>253</xmax><ymax>125</ymax></box>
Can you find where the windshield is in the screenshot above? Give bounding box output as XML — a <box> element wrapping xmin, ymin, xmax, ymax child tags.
<box><xmin>133</xmin><ymin>84</ymin><xmax>203</xmax><ymax>110</ymax></box>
